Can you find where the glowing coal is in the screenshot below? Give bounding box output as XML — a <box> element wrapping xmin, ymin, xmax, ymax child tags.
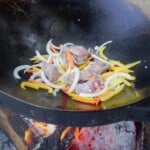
<box><xmin>22</xmin><ymin>116</ymin><xmax>138</xmax><ymax>150</ymax></box>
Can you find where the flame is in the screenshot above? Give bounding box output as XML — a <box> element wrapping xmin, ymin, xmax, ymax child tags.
<box><xmin>60</xmin><ymin>127</ymin><xmax>72</xmax><ymax>141</ymax></box>
<box><xmin>74</xmin><ymin>127</ymin><xmax>80</xmax><ymax>140</ymax></box>
<box><xmin>60</xmin><ymin>127</ymin><xmax>81</xmax><ymax>141</ymax></box>
<box><xmin>24</xmin><ymin>120</ymin><xmax>56</xmax><ymax>146</ymax></box>
<box><xmin>24</xmin><ymin>128</ymin><xmax>32</xmax><ymax>146</ymax></box>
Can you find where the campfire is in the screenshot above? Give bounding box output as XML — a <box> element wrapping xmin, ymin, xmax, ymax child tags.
<box><xmin>0</xmin><ymin>107</ymin><xmax>146</xmax><ymax>150</ymax></box>
<box><xmin>22</xmin><ymin>116</ymin><xmax>142</xmax><ymax>150</ymax></box>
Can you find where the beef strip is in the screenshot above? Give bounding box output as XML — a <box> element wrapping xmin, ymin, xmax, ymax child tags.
<box><xmin>74</xmin><ymin>78</ymin><xmax>104</xmax><ymax>94</ymax></box>
<box><xmin>64</xmin><ymin>59</ymin><xmax>109</xmax><ymax>85</ymax></box>
<box><xmin>43</xmin><ymin>63</ymin><xmax>59</xmax><ymax>82</ymax></box>
<box><xmin>61</xmin><ymin>45</ymin><xmax>90</xmax><ymax>66</ymax></box>
<box><xmin>80</xmin><ymin>60</ymin><xmax>109</xmax><ymax>81</ymax></box>
<box><xmin>69</xmin><ymin>45</ymin><xmax>90</xmax><ymax>66</ymax></box>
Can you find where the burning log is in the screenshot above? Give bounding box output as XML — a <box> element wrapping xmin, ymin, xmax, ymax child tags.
<box><xmin>0</xmin><ymin>109</ymin><xmax>27</xmax><ymax>150</ymax></box>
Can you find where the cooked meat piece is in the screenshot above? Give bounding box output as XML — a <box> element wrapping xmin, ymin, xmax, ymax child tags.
<box><xmin>43</xmin><ymin>63</ymin><xmax>59</xmax><ymax>82</ymax></box>
<box><xmin>69</xmin><ymin>121</ymin><xmax>136</xmax><ymax>150</ymax></box>
<box><xmin>69</xmin><ymin>46</ymin><xmax>90</xmax><ymax>65</ymax></box>
<box><xmin>74</xmin><ymin>78</ymin><xmax>104</xmax><ymax>94</ymax></box>
<box><xmin>80</xmin><ymin>60</ymin><xmax>109</xmax><ymax>81</ymax></box>
<box><xmin>62</xmin><ymin>45</ymin><xmax>90</xmax><ymax>66</ymax></box>
<box><xmin>64</xmin><ymin>60</ymin><xmax>109</xmax><ymax>85</ymax></box>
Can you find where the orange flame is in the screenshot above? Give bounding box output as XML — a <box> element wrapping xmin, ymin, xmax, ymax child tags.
<box><xmin>24</xmin><ymin>128</ymin><xmax>32</xmax><ymax>146</ymax></box>
<box><xmin>74</xmin><ymin>127</ymin><xmax>80</xmax><ymax>140</ymax></box>
<box><xmin>24</xmin><ymin>121</ymin><xmax>56</xmax><ymax>146</ymax></box>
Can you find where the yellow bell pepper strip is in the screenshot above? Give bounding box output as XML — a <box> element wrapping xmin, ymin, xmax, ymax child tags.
<box><xmin>79</xmin><ymin>55</ymin><xmax>93</xmax><ymax>70</ymax></box>
<box><xmin>100</xmin><ymin>84</ymin><xmax>125</xmax><ymax>102</ymax></box>
<box><xmin>30</xmin><ymin>54</ymin><xmax>49</xmax><ymax>63</ymax></box>
<box><xmin>125</xmin><ymin>60</ymin><xmax>141</xmax><ymax>68</ymax></box>
<box><xmin>101</xmin><ymin>72</ymin><xmax>114</xmax><ymax>80</ymax></box>
<box><xmin>110</xmin><ymin>61</ymin><xmax>141</xmax><ymax>72</ymax></box>
<box><xmin>97</xmin><ymin>46</ymin><xmax>108</xmax><ymax>60</ymax></box>
<box><xmin>110</xmin><ymin>66</ymin><xmax>134</xmax><ymax>73</ymax></box>
<box><xmin>121</xmin><ymin>78</ymin><xmax>132</xmax><ymax>87</ymax></box>
<box><xmin>109</xmin><ymin>60</ymin><xmax>125</xmax><ymax>67</ymax></box>
<box><xmin>108</xmin><ymin>77</ymin><xmax>132</xmax><ymax>90</ymax></box>
<box><xmin>20</xmin><ymin>80</ymin><xmax>53</xmax><ymax>94</ymax></box>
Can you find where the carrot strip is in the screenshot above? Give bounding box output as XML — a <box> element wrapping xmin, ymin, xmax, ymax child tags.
<box><xmin>25</xmin><ymin>68</ymin><xmax>39</xmax><ymax>73</ymax></box>
<box><xmin>94</xmin><ymin>90</ymin><xmax>113</xmax><ymax>100</ymax></box>
<box><xmin>62</xmin><ymin>89</ymin><xmax>99</xmax><ymax>105</ymax></box>
<box><xmin>61</xmin><ymin>86</ymin><xmax>69</xmax><ymax>92</ymax></box>
<box><xmin>87</xmin><ymin>55</ymin><xmax>93</xmax><ymax>61</ymax></box>
<box><xmin>50</xmin><ymin>46</ymin><xmax>59</xmax><ymax>53</ymax></box>
<box><xmin>66</xmin><ymin>51</ymin><xmax>75</xmax><ymax>69</ymax></box>
<box><xmin>60</xmin><ymin>127</ymin><xmax>72</xmax><ymax>141</ymax></box>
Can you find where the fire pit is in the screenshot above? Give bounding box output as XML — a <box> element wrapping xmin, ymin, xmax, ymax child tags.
<box><xmin>0</xmin><ymin>108</ymin><xmax>145</xmax><ymax>150</ymax></box>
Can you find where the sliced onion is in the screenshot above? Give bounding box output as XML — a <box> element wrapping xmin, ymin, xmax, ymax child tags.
<box><xmin>68</xmin><ymin>67</ymin><xmax>80</xmax><ymax>93</ymax></box>
<box><xmin>57</xmin><ymin>67</ymin><xmax>71</xmax><ymax>82</ymax></box>
<box><xmin>35</xmin><ymin>50</ymin><xmax>47</xmax><ymax>62</ymax></box>
<box><xmin>13</xmin><ymin>65</ymin><xmax>30</xmax><ymax>79</ymax></box>
<box><xmin>95</xmin><ymin>40</ymin><xmax>113</xmax><ymax>51</ymax></box>
<box><xmin>99</xmin><ymin>40</ymin><xmax>112</xmax><ymax>48</ymax></box>
<box><xmin>41</xmin><ymin>71</ymin><xmax>65</xmax><ymax>89</ymax></box>
<box><xmin>50</xmin><ymin>39</ymin><xmax>61</xmax><ymax>50</ymax></box>
<box><xmin>63</xmin><ymin>42</ymin><xmax>74</xmax><ymax>47</ymax></box>
<box><xmin>30</xmin><ymin>70</ymin><xmax>42</xmax><ymax>80</ymax></box>
<box><xmin>46</xmin><ymin>39</ymin><xmax>62</xmax><ymax>57</ymax></box>
<box><xmin>53</xmin><ymin>57</ymin><xmax>65</xmax><ymax>74</ymax></box>
<box><xmin>92</xmin><ymin>54</ymin><xmax>110</xmax><ymax>65</ymax></box>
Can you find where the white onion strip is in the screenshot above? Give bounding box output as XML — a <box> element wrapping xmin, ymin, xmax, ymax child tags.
<box><xmin>68</xmin><ymin>67</ymin><xmax>80</xmax><ymax>93</ymax></box>
<box><xmin>99</xmin><ymin>40</ymin><xmax>112</xmax><ymax>48</ymax></box>
<box><xmin>13</xmin><ymin>65</ymin><xmax>30</xmax><ymax>79</ymax></box>
<box><xmin>92</xmin><ymin>54</ymin><xmax>111</xmax><ymax>65</ymax></box>
<box><xmin>95</xmin><ymin>40</ymin><xmax>113</xmax><ymax>52</ymax></box>
<box><xmin>35</xmin><ymin>50</ymin><xmax>47</xmax><ymax>62</ymax></box>
<box><xmin>79</xmin><ymin>72</ymin><xmax>133</xmax><ymax>98</ymax></box>
<box><xmin>63</xmin><ymin>42</ymin><xmax>74</xmax><ymax>47</ymax></box>
<box><xmin>53</xmin><ymin>57</ymin><xmax>65</xmax><ymax>74</ymax></box>
<box><xmin>41</xmin><ymin>71</ymin><xmax>65</xmax><ymax>89</ymax></box>
<box><xmin>50</xmin><ymin>40</ymin><xmax>61</xmax><ymax>50</ymax></box>
<box><xmin>30</xmin><ymin>70</ymin><xmax>42</xmax><ymax>80</ymax></box>
<box><xmin>46</xmin><ymin>39</ymin><xmax>62</xmax><ymax>57</ymax></box>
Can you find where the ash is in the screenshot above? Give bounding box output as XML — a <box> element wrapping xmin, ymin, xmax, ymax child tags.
<box><xmin>0</xmin><ymin>129</ymin><xmax>16</xmax><ymax>150</ymax></box>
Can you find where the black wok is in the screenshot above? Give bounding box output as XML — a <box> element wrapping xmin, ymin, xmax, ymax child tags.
<box><xmin>0</xmin><ymin>0</ymin><xmax>150</xmax><ymax>126</ymax></box>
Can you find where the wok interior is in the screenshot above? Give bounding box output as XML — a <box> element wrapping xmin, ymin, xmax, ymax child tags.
<box><xmin>0</xmin><ymin>0</ymin><xmax>150</xmax><ymax>111</ymax></box>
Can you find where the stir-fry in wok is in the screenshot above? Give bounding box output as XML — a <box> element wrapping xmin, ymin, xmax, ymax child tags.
<box><xmin>13</xmin><ymin>40</ymin><xmax>141</xmax><ymax>105</ymax></box>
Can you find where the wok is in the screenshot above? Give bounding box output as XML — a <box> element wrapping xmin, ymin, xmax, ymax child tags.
<box><xmin>0</xmin><ymin>0</ymin><xmax>150</xmax><ymax>126</ymax></box>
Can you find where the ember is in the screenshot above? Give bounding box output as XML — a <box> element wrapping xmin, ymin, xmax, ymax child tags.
<box><xmin>22</xmin><ymin>117</ymin><xmax>140</xmax><ymax>150</ymax></box>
